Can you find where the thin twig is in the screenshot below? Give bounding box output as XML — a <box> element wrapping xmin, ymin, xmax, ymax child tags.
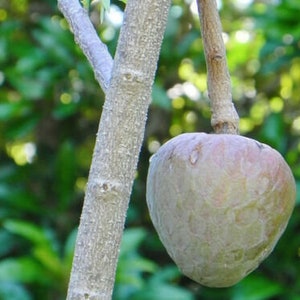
<box><xmin>58</xmin><ymin>0</ymin><xmax>113</xmax><ymax>93</ymax></box>
<box><xmin>197</xmin><ymin>0</ymin><xmax>239</xmax><ymax>134</ymax></box>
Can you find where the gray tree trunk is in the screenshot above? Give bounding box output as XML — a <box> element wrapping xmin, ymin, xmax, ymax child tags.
<box><xmin>58</xmin><ymin>0</ymin><xmax>171</xmax><ymax>299</ymax></box>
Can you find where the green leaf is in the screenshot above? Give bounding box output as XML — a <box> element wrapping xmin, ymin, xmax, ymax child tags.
<box><xmin>5</xmin><ymin>116</ymin><xmax>39</xmax><ymax>139</ymax></box>
<box><xmin>148</xmin><ymin>265</ymin><xmax>182</xmax><ymax>284</ymax></box>
<box><xmin>54</xmin><ymin>141</ymin><xmax>77</xmax><ymax>209</ymax></box>
<box><xmin>152</xmin><ymin>83</ymin><xmax>171</xmax><ymax>110</ymax></box>
<box><xmin>3</xmin><ymin>220</ymin><xmax>50</xmax><ymax>245</ymax></box>
<box><xmin>33</xmin><ymin>246</ymin><xmax>62</xmax><ymax>276</ymax></box>
<box><xmin>0</xmin><ymin>103</ymin><xmax>27</xmax><ymax>121</ymax></box>
<box><xmin>0</xmin><ymin>230</ymin><xmax>16</xmax><ymax>257</ymax></box>
<box><xmin>233</xmin><ymin>274</ymin><xmax>283</xmax><ymax>300</ymax></box>
<box><xmin>117</xmin><ymin>257</ymin><xmax>157</xmax><ymax>285</ymax></box>
<box><xmin>52</xmin><ymin>101</ymin><xmax>78</xmax><ymax>119</ymax></box>
<box><xmin>119</xmin><ymin>228</ymin><xmax>147</xmax><ymax>256</ymax></box>
<box><xmin>116</xmin><ymin>228</ymin><xmax>158</xmax><ymax>289</ymax></box>
<box><xmin>0</xmin><ymin>282</ymin><xmax>31</xmax><ymax>300</ymax></box>
<box><xmin>259</xmin><ymin>113</ymin><xmax>287</xmax><ymax>153</ymax></box>
<box><xmin>5</xmin><ymin>191</ymin><xmax>42</xmax><ymax>215</ymax></box>
<box><xmin>0</xmin><ymin>184</ymin><xmax>11</xmax><ymax>199</ymax></box>
<box><xmin>0</xmin><ymin>257</ymin><xmax>45</xmax><ymax>284</ymax></box>
<box><xmin>132</xmin><ymin>283</ymin><xmax>194</xmax><ymax>300</ymax></box>
<box><xmin>3</xmin><ymin>220</ymin><xmax>62</xmax><ymax>275</ymax></box>
<box><xmin>5</xmin><ymin>73</ymin><xmax>47</xmax><ymax>99</ymax></box>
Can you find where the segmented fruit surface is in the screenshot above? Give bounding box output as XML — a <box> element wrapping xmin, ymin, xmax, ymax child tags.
<box><xmin>146</xmin><ymin>133</ymin><xmax>296</xmax><ymax>287</ymax></box>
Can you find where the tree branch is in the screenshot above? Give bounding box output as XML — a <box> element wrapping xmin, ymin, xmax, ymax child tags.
<box><xmin>58</xmin><ymin>0</ymin><xmax>113</xmax><ymax>92</ymax></box>
<box><xmin>197</xmin><ymin>0</ymin><xmax>239</xmax><ymax>134</ymax></box>
<box><xmin>63</xmin><ymin>0</ymin><xmax>171</xmax><ymax>299</ymax></box>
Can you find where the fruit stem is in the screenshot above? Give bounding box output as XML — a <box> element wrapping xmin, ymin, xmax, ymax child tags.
<box><xmin>197</xmin><ymin>0</ymin><xmax>239</xmax><ymax>134</ymax></box>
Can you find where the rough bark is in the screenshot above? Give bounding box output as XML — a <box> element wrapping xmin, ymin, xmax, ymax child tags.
<box><xmin>197</xmin><ymin>0</ymin><xmax>239</xmax><ymax>134</ymax></box>
<box><xmin>58</xmin><ymin>0</ymin><xmax>171</xmax><ymax>299</ymax></box>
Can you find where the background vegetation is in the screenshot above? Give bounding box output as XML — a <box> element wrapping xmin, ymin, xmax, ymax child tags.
<box><xmin>0</xmin><ymin>0</ymin><xmax>299</xmax><ymax>299</ymax></box>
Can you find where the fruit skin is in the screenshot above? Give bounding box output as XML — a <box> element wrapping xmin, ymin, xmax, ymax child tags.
<box><xmin>146</xmin><ymin>133</ymin><xmax>296</xmax><ymax>288</ymax></box>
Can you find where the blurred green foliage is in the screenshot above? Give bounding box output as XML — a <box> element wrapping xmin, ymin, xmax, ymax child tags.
<box><xmin>0</xmin><ymin>0</ymin><xmax>299</xmax><ymax>299</ymax></box>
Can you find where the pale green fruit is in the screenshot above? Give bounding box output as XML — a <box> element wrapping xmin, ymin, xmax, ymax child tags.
<box><xmin>146</xmin><ymin>133</ymin><xmax>296</xmax><ymax>287</ymax></box>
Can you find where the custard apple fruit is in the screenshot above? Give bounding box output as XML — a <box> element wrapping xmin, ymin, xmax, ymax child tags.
<box><xmin>146</xmin><ymin>133</ymin><xmax>296</xmax><ymax>287</ymax></box>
